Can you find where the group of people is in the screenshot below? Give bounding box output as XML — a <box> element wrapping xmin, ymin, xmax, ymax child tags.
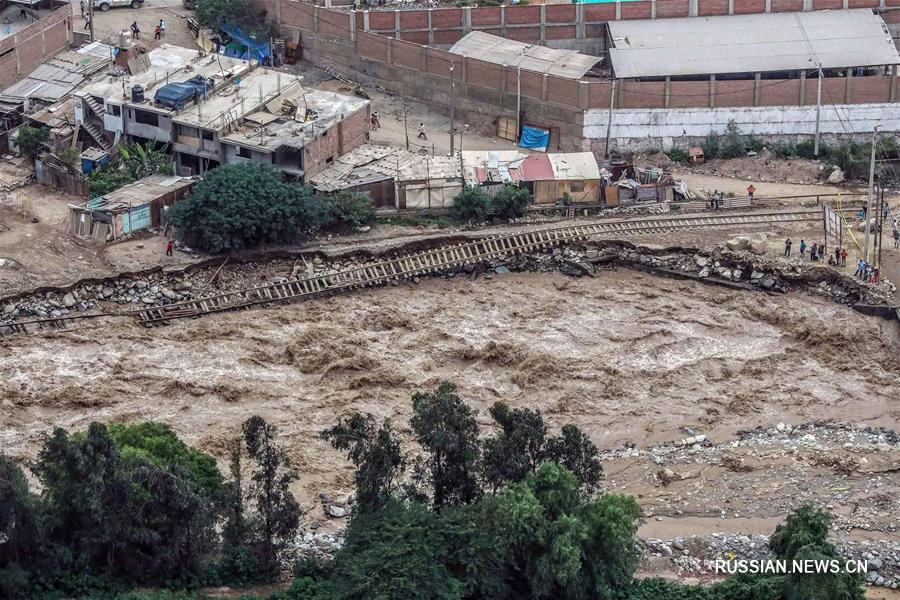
<box><xmin>708</xmin><ymin>190</ymin><xmax>726</xmax><ymax>210</ymax></box>
<box><xmin>783</xmin><ymin>238</ymin><xmax>843</xmax><ymax>264</ymax></box>
<box><xmin>854</xmin><ymin>260</ymin><xmax>880</xmax><ymax>283</ymax></box>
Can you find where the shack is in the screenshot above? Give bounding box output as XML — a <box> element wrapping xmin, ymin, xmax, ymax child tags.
<box><xmin>68</xmin><ymin>174</ymin><xmax>195</xmax><ymax>242</ymax></box>
<box><xmin>463</xmin><ymin>151</ymin><xmax>601</xmax><ymax>205</ymax></box>
<box><xmin>395</xmin><ymin>155</ymin><xmax>462</xmax><ymax>210</ymax></box>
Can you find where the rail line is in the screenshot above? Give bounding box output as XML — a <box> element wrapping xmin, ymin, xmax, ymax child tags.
<box><xmin>0</xmin><ymin>208</ymin><xmax>830</xmax><ymax>336</ymax></box>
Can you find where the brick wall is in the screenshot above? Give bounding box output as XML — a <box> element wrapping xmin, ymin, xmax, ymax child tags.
<box><xmin>0</xmin><ymin>2</ymin><xmax>71</xmax><ymax>89</ymax></box>
<box><xmin>304</xmin><ymin>105</ymin><xmax>369</xmax><ymax>179</ymax></box>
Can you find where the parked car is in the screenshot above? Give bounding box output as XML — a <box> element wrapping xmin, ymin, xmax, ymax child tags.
<box><xmin>92</xmin><ymin>0</ymin><xmax>143</xmax><ymax>11</ymax></box>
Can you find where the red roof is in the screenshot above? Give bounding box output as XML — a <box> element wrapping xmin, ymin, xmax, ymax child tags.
<box><xmin>517</xmin><ymin>154</ymin><xmax>554</xmax><ymax>182</ymax></box>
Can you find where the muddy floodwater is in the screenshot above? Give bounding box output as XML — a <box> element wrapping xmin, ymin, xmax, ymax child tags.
<box><xmin>2</xmin><ymin>270</ymin><xmax>899</xmax><ymax>534</ymax></box>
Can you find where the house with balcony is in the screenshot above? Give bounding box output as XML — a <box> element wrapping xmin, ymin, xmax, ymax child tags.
<box><xmin>73</xmin><ymin>43</ymin><xmax>370</xmax><ymax>180</ymax></box>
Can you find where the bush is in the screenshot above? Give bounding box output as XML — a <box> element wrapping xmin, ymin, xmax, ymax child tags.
<box><xmin>88</xmin><ymin>142</ymin><xmax>173</xmax><ymax>198</ymax></box>
<box><xmin>15</xmin><ymin>126</ymin><xmax>48</xmax><ymax>157</ymax></box>
<box><xmin>720</xmin><ymin>121</ymin><xmax>747</xmax><ymax>159</ymax></box>
<box><xmin>324</xmin><ymin>191</ymin><xmax>376</xmax><ymax>229</ymax></box>
<box><xmin>667</xmin><ymin>148</ymin><xmax>689</xmax><ymax>165</ymax></box>
<box><xmin>170</xmin><ymin>163</ymin><xmax>323</xmax><ymax>253</ymax></box>
<box><xmin>451</xmin><ymin>186</ymin><xmax>491</xmax><ymax>223</ymax></box>
<box><xmin>490</xmin><ymin>185</ymin><xmax>532</xmax><ymax>219</ymax></box>
<box><xmin>701</xmin><ymin>130</ymin><xmax>720</xmax><ymax>160</ymax></box>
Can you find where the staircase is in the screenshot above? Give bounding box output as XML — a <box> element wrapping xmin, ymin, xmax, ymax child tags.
<box><xmin>84</xmin><ymin>95</ymin><xmax>106</xmax><ymax>118</ymax></box>
<box><xmin>83</xmin><ymin>120</ymin><xmax>111</xmax><ymax>152</ymax></box>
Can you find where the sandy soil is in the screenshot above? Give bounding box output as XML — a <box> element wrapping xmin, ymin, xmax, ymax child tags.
<box><xmin>2</xmin><ymin>270</ymin><xmax>898</xmax><ymax>527</ymax></box>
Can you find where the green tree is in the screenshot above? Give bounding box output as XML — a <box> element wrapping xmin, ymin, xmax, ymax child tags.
<box><xmin>410</xmin><ymin>382</ymin><xmax>482</xmax><ymax>508</ymax></box>
<box><xmin>88</xmin><ymin>142</ymin><xmax>174</xmax><ymax>197</ymax></box>
<box><xmin>490</xmin><ymin>185</ymin><xmax>532</xmax><ymax>219</ymax></box>
<box><xmin>15</xmin><ymin>126</ymin><xmax>48</xmax><ymax>157</ymax></box>
<box><xmin>196</xmin><ymin>0</ymin><xmax>272</xmax><ymax>37</ymax></box>
<box><xmin>544</xmin><ymin>424</ymin><xmax>603</xmax><ymax>492</ymax></box>
<box><xmin>482</xmin><ymin>403</ymin><xmax>602</xmax><ymax>493</ymax></box>
<box><xmin>170</xmin><ymin>162</ymin><xmax>328</xmax><ymax>253</ymax></box>
<box><xmin>482</xmin><ymin>402</ymin><xmax>547</xmax><ymax>492</ymax></box>
<box><xmin>321</xmin><ymin>413</ymin><xmax>405</xmax><ymax>511</ymax></box>
<box><xmin>242</xmin><ymin>416</ymin><xmax>301</xmax><ymax>577</ymax></box>
<box><xmin>108</xmin><ymin>422</ymin><xmax>223</xmax><ymax>496</ymax></box>
<box><xmin>329</xmin><ymin>500</ymin><xmax>464</xmax><ymax>599</ymax></box>
<box><xmin>451</xmin><ymin>186</ymin><xmax>491</xmax><ymax>223</ymax></box>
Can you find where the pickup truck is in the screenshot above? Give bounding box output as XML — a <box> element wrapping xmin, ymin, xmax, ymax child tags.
<box><xmin>92</xmin><ymin>0</ymin><xmax>143</xmax><ymax>10</ymax></box>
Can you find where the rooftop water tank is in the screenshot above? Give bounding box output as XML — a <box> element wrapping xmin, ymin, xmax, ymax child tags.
<box><xmin>131</xmin><ymin>85</ymin><xmax>145</xmax><ymax>103</ymax></box>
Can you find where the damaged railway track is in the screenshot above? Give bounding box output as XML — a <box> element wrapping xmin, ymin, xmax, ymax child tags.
<box><xmin>0</xmin><ymin>208</ymin><xmax>833</xmax><ymax>335</ymax></box>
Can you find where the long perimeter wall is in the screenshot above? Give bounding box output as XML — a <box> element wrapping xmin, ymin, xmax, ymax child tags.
<box><xmin>262</xmin><ymin>0</ymin><xmax>900</xmax><ymax>148</ymax></box>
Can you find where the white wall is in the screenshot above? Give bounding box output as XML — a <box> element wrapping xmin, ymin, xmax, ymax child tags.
<box><xmin>583</xmin><ymin>103</ymin><xmax>900</xmax><ymax>150</ymax></box>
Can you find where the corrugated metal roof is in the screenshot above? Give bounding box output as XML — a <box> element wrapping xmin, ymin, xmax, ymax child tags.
<box><xmin>448</xmin><ymin>32</ymin><xmax>602</xmax><ymax>80</ymax></box>
<box><xmin>608</xmin><ymin>9</ymin><xmax>900</xmax><ymax>79</ymax></box>
<box><xmin>0</xmin><ymin>45</ymin><xmax>112</xmax><ymax>105</ymax></box>
<box><xmin>547</xmin><ymin>152</ymin><xmax>601</xmax><ymax>180</ymax></box>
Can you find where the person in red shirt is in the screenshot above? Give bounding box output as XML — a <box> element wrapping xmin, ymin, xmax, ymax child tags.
<box><xmin>166</xmin><ymin>239</ymin><xmax>174</xmax><ymax>256</ymax></box>
<box><xmin>747</xmin><ymin>184</ymin><xmax>756</xmax><ymax>204</ymax></box>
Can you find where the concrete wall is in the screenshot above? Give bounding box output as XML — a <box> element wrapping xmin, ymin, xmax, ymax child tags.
<box><xmin>222</xmin><ymin>143</ymin><xmax>274</xmax><ymax>166</ymax></box>
<box><xmin>0</xmin><ymin>2</ymin><xmax>71</xmax><ymax>89</ymax></box>
<box><xmin>584</xmin><ymin>103</ymin><xmax>900</xmax><ymax>152</ymax></box>
<box><xmin>126</xmin><ymin>107</ymin><xmax>173</xmax><ymax>144</ymax></box>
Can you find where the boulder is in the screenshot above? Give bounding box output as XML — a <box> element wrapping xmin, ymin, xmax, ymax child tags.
<box><xmin>62</xmin><ymin>293</ymin><xmax>77</xmax><ymax>308</ymax></box>
<box><xmin>326</xmin><ymin>505</ymin><xmax>348</xmax><ymax>518</ymax></box>
<box><xmin>827</xmin><ymin>167</ymin><xmax>845</xmax><ymax>184</ymax></box>
<box><xmin>726</xmin><ymin>236</ymin><xmax>751</xmax><ymax>252</ymax></box>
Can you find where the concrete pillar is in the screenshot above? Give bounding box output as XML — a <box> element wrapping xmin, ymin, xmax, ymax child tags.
<box><xmin>753</xmin><ymin>72</ymin><xmax>761</xmax><ymax>106</ymax></box>
<box><xmin>579</xmin><ymin>81</ymin><xmax>589</xmax><ymax>110</ymax></box>
<box><xmin>802</xmin><ymin>0</ymin><xmax>812</xmax><ymax>10</ymax></box>
<box><xmin>617</xmin><ymin>79</ymin><xmax>624</xmax><ymax>107</ymax></box>
<box><xmin>765</xmin><ymin>0</ymin><xmax>771</xmax><ymax>11</ymax></box>
<box><xmin>845</xmin><ymin>68</ymin><xmax>853</xmax><ymax>103</ymax></box>
<box><xmin>664</xmin><ymin>76</ymin><xmax>671</xmax><ymax>108</ymax></box>
<box><xmin>363</xmin><ymin>10</ymin><xmax>369</xmax><ymax>32</ymax></box>
<box><xmin>576</xmin><ymin>4</ymin><xmax>585</xmax><ymax>40</ymax></box>
<box><xmin>501</xmin><ymin>5</ymin><xmax>507</xmax><ymax>37</ymax></box>
<box><xmin>842</xmin><ymin>0</ymin><xmax>848</xmax><ymax>8</ymax></box>
<box><xmin>542</xmin><ymin>73</ymin><xmax>549</xmax><ymax>101</ymax></box>
<box><xmin>462</xmin><ymin>56</ymin><xmax>468</xmax><ymax>82</ymax></box>
<box><xmin>728</xmin><ymin>0</ymin><xmax>734</xmax><ymax>15</ymax></box>
<box><xmin>387</xmin><ymin>37</ymin><xmax>393</xmax><ymax>64</ymax></box>
<box><xmin>540</xmin><ymin>5</ymin><xmax>546</xmax><ymax>46</ymax></box>
<box><xmin>689</xmin><ymin>0</ymin><xmax>698</xmax><ymax>17</ymax></box>
<box><xmin>709</xmin><ymin>74</ymin><xmax>716</xmax><ymax>108</ymax></box>
<box><xmin>275</xmin><ymin>0</ymin><xmax>282</xmax><ymax>25</ymax></box>
<box><xmin>427</xmin><ymin>9</ymin><xmax>434</xmax><ymax>46</ymax></box>
<box><xmin>423</xmin><ymin>45</ymin><xmax>428</xmax><ymax>73</ymax></box>
<box><xmin>799</xmin><ymin>70</ymin><xmax>806</xmax><ymax>105</ymax></box>
<box><xmin>615</xmin><ymin>0</ymin><xmax>621</xmax><ymax>20</ymax></box>
<box><xmin>394</xmin><ymin>10</ymin><xmax>400</xmax><ymax>36</ymax></box>
<box><xmin>350</xmin><ymin>12</ymin><xmax>357</xmax><ymax>42</ymax></box>
<box><xmin>651</xmin><ymin>0</ymin><xmax>657</xmax><ymax>18</ymax></box>
<box><xmin>313</xmin><ymin>7</ymin><xmax>320</xmax><ymax>33</ymax></box>
<box><xmin>463</xmin><ymin>7</ymin><xmax>472</xmax><ymax>34</ymax></box>
<box><xmin>891</xmin><ymin>65</ymin><xmax>897</xmax><ymax>102</ymax></box>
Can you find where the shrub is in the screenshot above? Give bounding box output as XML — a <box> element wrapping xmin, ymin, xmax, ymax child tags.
<box><xmin>15</xmin><ymin>126</ymin><xmax>49</xmax><ymax>157</ymax></box>
<box><xmin>490</xmin><ymin>185</ymin><xmax>532</xmax><ymax>219</ymax></box>
<box><xmin>701</xmin><ymin>130</ymin><xmax>720</xmax><ymax>160</ymax></box>
<box><xmin>324</xmin><ymin>190</ymin><xmax>376</xmax><ymax>229</ymax></box>
<box><xmin>451</xmin><ymin>186</ymin><xmax>492</xmax><ymax>223</ymax></box>
<box><xmin>720</xmin><ymin>121</ymin><xmax>747</xmax><ymax>159</ymax></box>
<box><xmin>667</xmin><ymin>148</ymin><xmax>689</xmax><ymax>164</ymax></box>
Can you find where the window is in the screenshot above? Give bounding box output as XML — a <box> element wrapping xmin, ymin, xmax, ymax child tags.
<box><xmin>202</xmin><ymin>130</ymin><xmax>214</xmax><ymax>141</ymax></box>
<box><xmin>237</xmin><ymin>146</ymin><xmax>251</xmax><ymax>159</ymax></box>
<box><xmin>569</xmin><ymin>181</ymin><xmax>585</xmax><ymax>193</ymax></box>
<box><xmin>109</xmin><ymin>104</ymin><xmax>121</xmax><ymax>117</ymax></box>
<box><xmin>134</xmin><ymin>110</ymin><xmax>159</xmax><ymax>127</ymax></box>
<box><xmin>325</xmin><ymin>156</ymin><xmax>334</xmax><ymax>165</ymax></box>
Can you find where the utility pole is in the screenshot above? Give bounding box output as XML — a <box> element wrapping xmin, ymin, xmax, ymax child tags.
<box><xmin>88</xmin><ymin>0</ymin><xmax>95</xmax><ymax>42</ymax></box>
<box><xmin>403</xmin><ymin>103</ymin><xmax>409</xmax><ymax>151</ymax></box>
<box><xmin>604</xmin><ymin>79</ymin><xmax>616</xmax><ymax>159</ymax></box>
<box><xmin>516</xmin><ymin>66</ymin><xmax>521</xmax><ymax>143</ymax></box>
<box><xmin>814</xmin><ymin>64</ymin><xmax>822</xmax><ymax>157</ymax></box>
<box><xmin>862</xmin><ymin>125</ymin><xmax>878</xmax><ymax>264</ymax></box>
<box><xmin>449</xmin><ymin>63</ymin><xmax>456</xmax><ymax>156</ymax></box>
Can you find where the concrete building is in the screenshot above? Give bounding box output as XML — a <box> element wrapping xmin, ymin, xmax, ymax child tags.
<box><xmin>73</xmin><ymin>44</ymin><xmax>369</xmax><ymax>179</ymax></box>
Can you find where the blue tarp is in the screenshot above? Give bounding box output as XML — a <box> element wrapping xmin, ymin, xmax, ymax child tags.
<box><xmin>519</xmin><ymin>126</ymin><xmax>550</xmax><ymax>152</ymax></box>
<box><xmin>220</xmin><ymin>23</ymin><xmax>271</xmax><ymax>64</ymax></box>
<box><xmin>154</xmin><ymin>75</ymin><xmax>213</xmax><ymax>110</ymax></box>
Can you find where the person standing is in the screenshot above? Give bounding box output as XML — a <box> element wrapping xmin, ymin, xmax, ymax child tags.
<box><xmin>131</xmin><ymin>21</ymin><xmax>140</xmax><ymax>39</ymax></box>
<box><xmin>784</xmin><ymin>238</ymin><xmax>792</xmax><ymax>257</ymax></box>
<box><xmin>840</xmin><ymin>247</ymin><xmax>848</xmax><ymax>267</ymax></box>
<box><xmin>154</xmin><ymin>24</ymin><xmax>161</xmax><ymax>40</ymax></box>
<box><xmin>166</xmin><ymin>239</ymin><xmax>174</xmax><ymax>257</ymax></box>
<box><xmin>84</xmin><ymin>12</ymin><xmax>91</xmax><ymax>30</ymax></box>
<box><xmin>834</xmin><ymin>246</ymin><xmax>841</xmax><ymax>265</ymax></box>
<box><xmin>159</xmin><ymin>18</ymin><xmax>166</xmax><ymax>37</ymax></box>
<box><xmin>894</xmin><ymin>228</ymin><xmax>900</xmax><ymax>249</ymax></box>
<box><xmin>747</xmin><ymin>184</ymin><xmax>756</xmax><ymax>204</ymax></box>
<box><xmin>810</xmin><ymin>243</ymin><xmax>818</xmax><ymax>261</ymax></box>
<box><xmin>799</xmin><ymin>239</ymin><xmax>807</xmax><ymax>258</ymax></box>
<box><xmin>370</xmin><ymin>112</ymin><xmax>380</xmax><ymax>131</ymax></box>
<box><xmin>417</xmin><ymin>122</ymin><xmax>427</xmax><ymax>140</ymax></box>
<box><xmin>855</xmin><ymin>259</ymin><xmax>865</xmax><ymax>278</ymax></box>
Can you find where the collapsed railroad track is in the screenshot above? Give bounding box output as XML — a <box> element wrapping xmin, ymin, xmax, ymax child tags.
<box><xmin>0</xmin><ymin>208</ymin><xmax>830</xmax><ymax>336</ymax></box>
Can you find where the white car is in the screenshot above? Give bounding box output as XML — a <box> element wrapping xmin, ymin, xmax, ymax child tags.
<box><xmin>92</xmin><ymin>0</ymin><xmax>144</xmax><ymax>10</ymax></box>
